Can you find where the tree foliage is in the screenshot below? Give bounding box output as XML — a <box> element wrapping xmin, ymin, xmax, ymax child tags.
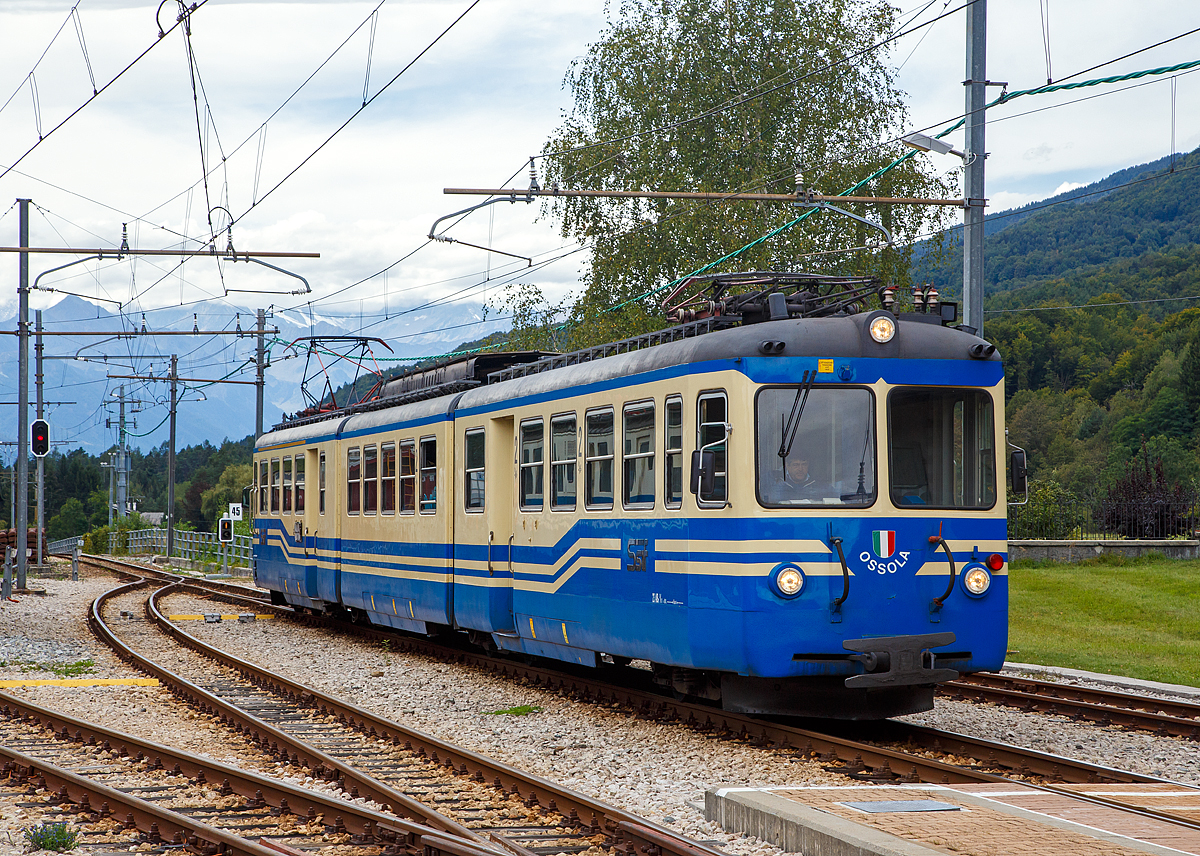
<box><xmin>536</xmin><ymin>0</ymin><xmax>955</xmax><ymax>347</ymax></box>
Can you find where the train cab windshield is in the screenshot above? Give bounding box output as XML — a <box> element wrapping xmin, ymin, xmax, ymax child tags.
<box><xmin>756</xmin><ymin>387</ymin><xmax>876</xmax><ymax>507</ymax></box>
<box><xmin>888</xmin><ymin>388</ymin><xmax>996</xmax><ymax>509</ymax></box>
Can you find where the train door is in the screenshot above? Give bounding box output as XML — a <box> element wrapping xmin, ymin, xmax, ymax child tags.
<box><xmin>301</xmin><ymin>447</ymin><xmax>320</xmax><ymax>598</ymax></box>
<box><xmin>488</xmin><ymin>415</ymin><xmax>517</xmax><ymax>632</ymax></box>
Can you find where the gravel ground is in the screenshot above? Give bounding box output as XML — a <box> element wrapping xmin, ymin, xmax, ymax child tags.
<box><xmin>4</xmin><ymin>562</ymin><xmax>1200</xmax><ymax>856</ymax></box>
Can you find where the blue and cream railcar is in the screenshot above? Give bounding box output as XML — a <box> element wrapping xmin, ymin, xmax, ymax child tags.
<box><xmin>253</xmin><ymin>303</ymin><xmax>1009</xmax><ymax>719</ymax></box>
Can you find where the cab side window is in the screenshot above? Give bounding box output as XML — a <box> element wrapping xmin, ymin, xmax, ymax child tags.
<box><xmin>698</xmin><ymin>392</ymin><xmax>728</xmax><ymax>504</ymax></box>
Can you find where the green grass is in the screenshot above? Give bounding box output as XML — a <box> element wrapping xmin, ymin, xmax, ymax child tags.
<box><xmin>24</xmin><ymin>822</ymin><xmax>79</xmax><ymax>852</ymax></box>
<box><xmin>1008</xmin><ymin>555</ymin><xmax>1200</xmax><ymax>686</ymax></box>
<box><xmin>1</xmin><ymin>659</ymin><xmax>95</xmax><ymax>677</ymax></box>
<box><xmin>484</xmin><ymin>705</ymin><xmax>542</xmax><ymax>716</ymax></box>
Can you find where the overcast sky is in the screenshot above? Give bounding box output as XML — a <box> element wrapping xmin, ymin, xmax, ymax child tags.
<box><xmin>0</xmin><ymin>0</ymin><xmax>1196</xmax><ymax>330</ymax></box>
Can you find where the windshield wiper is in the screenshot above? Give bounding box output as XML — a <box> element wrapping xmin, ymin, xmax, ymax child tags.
<box><xmin>778</xmin><ymin>369</ymin><xmax>815</xmax><ymax>459</ymax></box>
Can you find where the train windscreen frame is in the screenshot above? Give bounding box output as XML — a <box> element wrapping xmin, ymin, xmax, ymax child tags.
<box><xmin>755</xmin><ymin>386</ymin><xmax>876</xmax><ymax>508</ymax></box>
<box><xmin>887</xmin><ymin>387</ymin><xmax>996</xmax><ymax>510</ymax></box>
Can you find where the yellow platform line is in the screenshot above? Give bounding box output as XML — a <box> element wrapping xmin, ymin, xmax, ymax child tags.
<box><xmin>168</xmin><ymin>614</ymin><xmax>275</xmax><ymax>620</ymax></box>
<box><xmin>0</xmin><ymin>678</ymin><xmax>161</xmax><ymax>687</ymax></box>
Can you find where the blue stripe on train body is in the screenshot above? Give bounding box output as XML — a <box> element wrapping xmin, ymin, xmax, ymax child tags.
<box><xmin>252</xmin><ymin>311</ymin><xmax>1009</xmax><ymax>712</ymax></box>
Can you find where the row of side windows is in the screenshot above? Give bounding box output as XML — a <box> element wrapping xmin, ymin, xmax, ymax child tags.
<box><xmin>469</xmin><ymin>392</ymin><xmax>727</xmax><ymax>514</ymax></box>
<box><xmin>257</xmin><ymin>452</ymin><xmax>326</xmax><ymax>516</ymax></box>
<box><xmin>345</xmin><ymin>437</ymin><xmax>436</xmax><ymax>516</ymax></box>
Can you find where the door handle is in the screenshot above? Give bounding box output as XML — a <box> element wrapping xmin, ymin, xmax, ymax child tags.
<box><xmin>488</xmin><ymin>530</ymin><xmax>494</xmax><ymax>576</ymax></box>
<box><xmin>508</xmin><ymin>534</ymin><xmax>514</xmax><ymax>574</ymax></box>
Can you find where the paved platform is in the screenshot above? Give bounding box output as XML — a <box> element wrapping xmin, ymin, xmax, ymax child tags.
<box><xmin>706</xmin><ymin>782</ymin><xmax>1200</xmax><ymax>856</ymax></box>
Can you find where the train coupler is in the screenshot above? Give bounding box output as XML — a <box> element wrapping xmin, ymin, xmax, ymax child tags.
<box><xmin>842</xmin><ymin>632</ymin><xmax>959</xmax><ymax>688</ymax></box>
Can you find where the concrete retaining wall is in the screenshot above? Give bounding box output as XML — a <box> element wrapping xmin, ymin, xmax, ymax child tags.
<box><xmin>1008</xmin><ymin>539</ymin><xmax>1200</xmax><ymax>562</ymax></box>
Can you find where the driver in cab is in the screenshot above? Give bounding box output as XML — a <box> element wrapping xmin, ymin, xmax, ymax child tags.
<box><xmin>765</xmin><ymin>454</ymin><xmax>827</xmax><ymax>503</ymax></box>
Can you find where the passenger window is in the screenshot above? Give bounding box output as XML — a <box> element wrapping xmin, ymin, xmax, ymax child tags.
<box><xmin>318</xmin><ymin>451</ymin><xmax>326</xmax><ymax>515</ymax></box>
<box><xmin>665</xmin><ymin>397</ymin><xmax>683</xmax><ymax>508</ymax></box>
<box><xmin>623</xmin><ymin>401</ymin><xmax>655</xmax><ymax>508</ymax></box>
<box><xmin>465</xmin><ymin>429</ymin><xmax>485</xmax><ymax>511</ymax></box>
<box><xmin>295</xmin><ymin>455</ymin><xmax>306</xmax><ymax>513</ymax></box>
<box><xmin>282</xmin><ymin>457</ymin><xmax>293</xmax><ymax>513</ymax></box>
<box><xmin>259</xmin><ymin>460</ymin><xmax>268</xmax><ymax>515</ymax></box>
<box><xmin>698</xmin><ymin>392</ymin><xmax>728</xmax><ymax>504</ymax></box>
<box><xmin>520</xmin><ymin>419</ymin><xmax>545</xmax><ymax>510</ymax></box>
<box><xmin>346</xmin><ymin>447</ymin><xmax>361</xmax><ymax>515</ymax></box>
<box><xmin>419</xmin><ymin>437</ymin><xmax>437</xmax><ymax>513</ymax></box>
<box><xmin>585</xmin><ymin>409</ymin><xmax>614</xmax><ymax>509</ymax></box>
<box><xmin>381</xmin><ymin>443</ymin><xmax>396</xmax><ymax>514</ymax></box>
<box><xmin>551</xmin><ymin>414</ymin><xmax>577</xmax><ymax>510</ymax></box>
<box><xmin>400</xmin><ymin>441</ymin><xmax>416</xmax><ymax>513</ymax></box>
<box><xmin>270</xmin><ymin>458</ymin><xmax>280</xmax><ymax>513</ymax></box>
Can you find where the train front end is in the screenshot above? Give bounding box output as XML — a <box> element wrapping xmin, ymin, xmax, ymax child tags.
<box><xmin>675</xmin><ymin>306</ymin><xmax>1009</xmax><ymax>720</ymax></box>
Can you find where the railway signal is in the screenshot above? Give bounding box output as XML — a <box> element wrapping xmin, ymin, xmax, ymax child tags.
<box><xmin>218</xmin><ymin>517</ymin><xmax>234</xmax><ymax>543</ymax></box>
<box><xmin>31</xmin><ymin>418</ymin><xmax>49</xmax><ymax>457</ymax></box>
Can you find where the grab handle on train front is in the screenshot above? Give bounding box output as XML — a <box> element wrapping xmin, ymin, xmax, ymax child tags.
<box><xmin>488</xmin><ymin>530</ymin><xmax>494</xmax><ymax>576</ymax></box>
<box><xmin>929</xmin><ymin>536</ymin><xmax>957</xmax><ymax>614</ymax></box>
<box><xmin>829</xmin><ymin>536</ymin><xmax>850</xmax><ymax>622</ymax></box>
<box><xmin>508</xmin><ymin>534</ymin><xmax>515</xmax><ymax>574</ymax></box>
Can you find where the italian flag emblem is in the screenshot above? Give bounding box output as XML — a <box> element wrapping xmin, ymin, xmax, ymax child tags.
<box><xmin>872</xmin><ymin>530</ymin><xmax>896</xmax><ymax>558</ymax></box>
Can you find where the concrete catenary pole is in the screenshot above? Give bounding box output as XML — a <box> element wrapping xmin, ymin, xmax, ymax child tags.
<box><xmin>962</xmin><ymin>0</ymin><xmax>987</xmax><ymax>336</ymax></box>
<box><xmin>116</xmin><ymin>385</ymin><xmax>127</xmax><ymax>519</ymax></box>
<box><xmin>167</xmin><ymin>355</ymin><xmax>178</xmax><ymax>561</ymax></box>
<box><xmin>255</xmin><ymin>308</ymin><xmax>266</xmax><ymax>439</ymax></box>
<box><xmin>16</xmin><ymin>198</ymin><xmax>30</xmax><ymax>589</ymax></box>
<box><xmin>35</xmin><ymin>310</ymin><xmax>44</xmax><ymax>567</ymax></box>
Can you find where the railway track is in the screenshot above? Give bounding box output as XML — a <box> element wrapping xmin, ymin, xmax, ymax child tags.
<box><xmin>1</xmin><ymin>693</ymin><xmax>505</xmax><ymax>856</ymax></box>
<box><xmin>75</xmin><ymin>556</ymin><xmax>1200</xmax><ymax>841</ymax></box>
<box><xmin>81</xmin><ymin>565</ymin><xmax>729</xmax><ymax>856</ymax></box>
<box><xmin>942</xmin><ymin>671</ymin><xmax>1200</xmax><ymax>739</ymax></box>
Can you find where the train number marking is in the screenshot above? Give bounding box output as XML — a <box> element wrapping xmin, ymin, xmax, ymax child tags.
<box><xmin>859</xmin><ymin>550</ymin><xmax>911</xmax><ymax>575</ymax></box>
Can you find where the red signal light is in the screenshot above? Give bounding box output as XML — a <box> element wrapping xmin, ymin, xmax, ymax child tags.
<box><xmin>986</xmin><ymin>553</ymin><xmax>1005</xmax><ymax>571</ymax></box>
<box><xmin>31</xmin><ymin>419</ymin><xmax>50</xmax><ymax>457</ymax></box>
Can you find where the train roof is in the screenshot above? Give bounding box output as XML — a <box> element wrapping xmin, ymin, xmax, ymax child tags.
<box><xmin>257</xmin><ymin>306</ymin><xmax>999</xmax><ymax>450</ymax></box>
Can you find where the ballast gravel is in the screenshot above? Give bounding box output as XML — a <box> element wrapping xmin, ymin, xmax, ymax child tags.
<box><xmin>4</xmin><ymin>562</ymin><xmax>1200</xmax><ymax>856</ymax></box>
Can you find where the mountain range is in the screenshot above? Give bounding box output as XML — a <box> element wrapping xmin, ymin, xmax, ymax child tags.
<box><xmin>0</xmin><ymin>296</ymin><xmax>500</xmax><ymax>453</ymax></box>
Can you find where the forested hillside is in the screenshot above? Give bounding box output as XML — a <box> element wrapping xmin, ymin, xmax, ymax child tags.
<box><xmin>4</xmin><ymin>436</ymin><xmax>253</xmax><ymax>539</ymax></box>
<box><xmin>966</xmin><ymin>150</ymin><xmax>1200</xmax><ymax>501</ymax></box>
<box><xmin>914</xmin><ymin>149</ymin><xmax>1200</xmax><ymax>295</ymax></box>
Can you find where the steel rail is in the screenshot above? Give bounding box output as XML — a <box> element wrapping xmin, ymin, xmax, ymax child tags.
<box><xmin>1</xmin><ymin>745</ymin><xmax>298</xmax><ymax>856</ymax></box>
<box><xmin>138</xmin><ymin>582</ymin><xmax>733</xmax><ymax>856</ymax></box>
<box><xmin>80</xmin><ymin>556</ymin><xmax>1200</xmax><ymax>837</ymax></box>
<box><xmin>79</xmin><ymin>562</ymin><xmax>731</xmax><ymax>856</ymax></box>
<box><xmin>88</xmin><ymin>579</ymin><xmax>486</xmax><ymax>846</ymax></box>
<box><xmin>944</xmin><ymin>673</ymin><xmax>1200</xmax><ymax>737</ymax></box>
<box><xmin>0</xmin><ymin>690</ymin><xmax>509</xmax><ymax>856</ymax></box>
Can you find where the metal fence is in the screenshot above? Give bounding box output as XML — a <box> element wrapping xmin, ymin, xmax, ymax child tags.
<box><xmin>48</xmin><ymin>535</ymin><xmax>85</xmax><ymax>555</ymax></box>
<box><xmin>109</xmin><ymin>528</ymin><xmax>254</xmax><ymax>567</ymax></box>
<box><xmin>1009</xmin><ymin>497</ymin><xmax>1199</xmax><ymax>540</ymax></box>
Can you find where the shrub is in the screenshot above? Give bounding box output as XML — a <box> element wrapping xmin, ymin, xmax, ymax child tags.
<box><xmin>1008</xmin><ymin>480</ymin><xmax>1083</xmax><ymax>539</ymax></box>
<box><xmin>1101</xmin><ymin>442</ymin><xmax>1197</xmax><ymax>538</ymax></box>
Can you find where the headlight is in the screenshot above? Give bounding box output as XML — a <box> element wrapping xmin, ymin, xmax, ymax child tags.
<box><xmin>869</xmin><ymin>315</ymin><xmax>896</xmax><ymax>343</ymax></box>
<box><xmin>963</xmin><ymin>566</ymin><xmax>991</xmax><ymax>596</ymax></box>
<box><xmin>772</xmin><ymin>563</ymin><xmax>805</xmax><ymax>598</ymax></box>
